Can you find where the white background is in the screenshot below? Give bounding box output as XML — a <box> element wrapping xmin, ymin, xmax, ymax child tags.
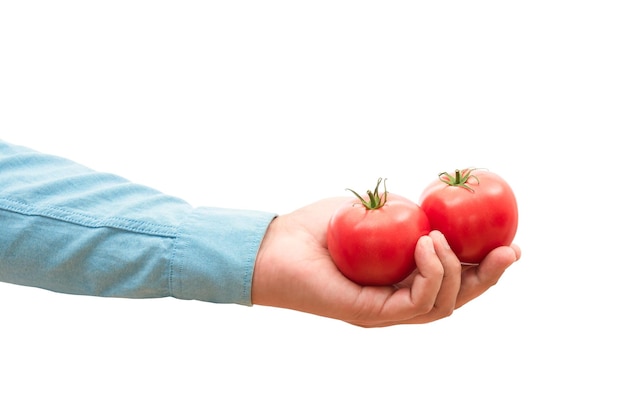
<box><xmin>1</xmin><ymin>1</ymin><xmax>624</xmax><ymax>416</ymax></box>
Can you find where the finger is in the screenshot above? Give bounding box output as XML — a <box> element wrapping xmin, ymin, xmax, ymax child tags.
<box><xmin>407</xmin><ymin>234</ymin><xmax>446</xmax><ymax>313</ymax></box>
<box><xmin>344</xmin><ymin>235</ymin><xmax>441</xmax><ymax>325</ymax></box>
<box><xmin>349</xmin><ymin>231</ymin><xmax>462</xmax><ymax>328</ymax></box>
<box><xmin>455</xmin><ymin>245</ymin><xmax>520</xmax><ymax>308</ymax></box>
<box><xmin>347</xmin><ymin>242</ymin><xmax>520</xmax><ymax>328</ymax></box>
<box><xmin>355</xmin><ymin>234</ymin><xmax>446</xmax><ymax>325</ymax></box>
<box><xmin>426</xmin><ymin>230</ymin><xmax>462</xmax><ymax>318</ymax></box>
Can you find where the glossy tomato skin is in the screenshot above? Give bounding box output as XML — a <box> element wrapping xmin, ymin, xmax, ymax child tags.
<box><xmin>327</xmin><ymin>193</ymin><xmax>431</xmax><ymax>286</ymax></box>
<box><xmin>419</xmin><ymin>170</ymin><xmax>518</xmax><ymax>264</ymax></box>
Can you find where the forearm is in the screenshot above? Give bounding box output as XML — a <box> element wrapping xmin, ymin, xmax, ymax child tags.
<box><xmin>0</xmin><ymin>140</ymin><xmax>276</xmax><ymax>305</ymax></box>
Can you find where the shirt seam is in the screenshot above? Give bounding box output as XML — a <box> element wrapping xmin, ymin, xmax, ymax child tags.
<box><xmin>168</xmin><ymin>226</ymin><xmax>185</xmax><ymax>298</ymax></box>
<box><xmin>0</xmin><ymin>197</ymin><xmax>178</xmax><ymax>237</ymax></box>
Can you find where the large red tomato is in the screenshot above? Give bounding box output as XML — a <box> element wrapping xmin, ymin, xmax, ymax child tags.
<box><xmin>327</xmin><ymin>178</ymin><xmax>431</xmax><ymax>286</ymax></box>
<box><xmin>418</xmin><ymin>168</ymin><xmax>518</xmax><ymax>264</ymax></box>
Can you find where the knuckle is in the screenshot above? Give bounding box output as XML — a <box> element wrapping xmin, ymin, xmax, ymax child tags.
<box><xmin>438</xmin><ymin>304</ymin><xmax>455</xmax><ymax>318</ymax></box>
<box><xmin>412</xmin><ymin>299</ymin><xmax>437</xmax><ymax>316</ymax></box>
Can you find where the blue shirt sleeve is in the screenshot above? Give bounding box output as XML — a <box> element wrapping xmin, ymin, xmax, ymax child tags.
<box><xmin>0</xmin><ymin>140</ymin><xmax>277</xmax><ymax>305</ymax></box>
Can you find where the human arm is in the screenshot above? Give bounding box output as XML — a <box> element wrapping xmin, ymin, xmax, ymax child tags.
<box><xmin>0</xmin><ymin>139</ymin><xmax>521</xmax><ymax>326</ymax></box>
<box><xmin>0</xmin><ymin>139</ymin><xmax>275</xmax><ymax>304</ymax></box>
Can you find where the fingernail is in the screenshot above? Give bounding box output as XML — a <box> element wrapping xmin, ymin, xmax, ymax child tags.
<box><xmin>432</xmin><ymin>230</ymin><xmax>450</xmax><ymax>250</ymax></box>
<box><xmin>420</xmin><ymin>235</ymin><xmax>435</xmax><ymax>253</ymax></box>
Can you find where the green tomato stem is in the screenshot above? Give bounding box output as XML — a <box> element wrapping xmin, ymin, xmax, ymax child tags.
<box><xmin>346</xmin><ymin>177</ymin><xmax>388</xmax><ymax>210</ymax></box>
<box><xmin>438</xmin><ymin>168</ymin><xmax>480</xmax><ymax>192</ymax></box>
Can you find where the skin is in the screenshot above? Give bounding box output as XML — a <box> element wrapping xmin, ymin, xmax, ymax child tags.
<box><xmin>252</xmin><ymin>197</ymin><xmax>521</xmax><ymax>328</ymax></box>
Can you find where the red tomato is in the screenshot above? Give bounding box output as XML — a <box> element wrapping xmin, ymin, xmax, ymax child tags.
<box><xmin>327</xmin><ymin>178</ymin><xmax>431</xmax><ymax>286</ymax></box>
<box><xmin>418</xmin><ymin>168</ymin><xmax>518</xmax><ymax>264</ymax></box>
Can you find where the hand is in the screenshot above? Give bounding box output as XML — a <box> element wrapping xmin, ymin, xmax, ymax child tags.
<box><xmin>252</xmin><ymin>197</ymin><xmax>521</xmax><ymax>328</ymax></box>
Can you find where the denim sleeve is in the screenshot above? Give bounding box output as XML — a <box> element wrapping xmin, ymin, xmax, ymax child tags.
<box><xmin>0</xmin><ymin>140</ymin><xmax>276</xmax><ymax>305</ymax></box>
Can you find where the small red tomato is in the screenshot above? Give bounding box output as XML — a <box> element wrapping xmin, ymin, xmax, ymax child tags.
<box><xmin>418</xmin><ymin>168</ymin><xmax>518</xmax><ymax>264</ymax></box>
<box><xmin>327</xmin><ymin>178</ymin><xmax>431</xmax><ymax>286</ymax></box>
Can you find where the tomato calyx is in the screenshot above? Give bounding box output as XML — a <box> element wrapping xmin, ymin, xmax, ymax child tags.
<box><xmin>346</xmin><ymin>177</ymin><xmax>388</xmax><ymax>210</ymax></box>
<box><xmin>438</xmin><ymin>168</ymin><xmax>481</xmax><ymax>192</ymax></box>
